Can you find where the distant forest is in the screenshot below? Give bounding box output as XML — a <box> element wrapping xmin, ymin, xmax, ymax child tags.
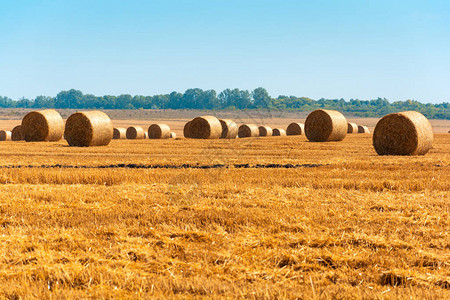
<box><xmin>0</xmin><ymin>88</ymin><xmax>448</xmax><ymax>119</ymax></box>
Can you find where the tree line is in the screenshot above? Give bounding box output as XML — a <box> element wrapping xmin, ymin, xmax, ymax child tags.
<box><xmin>0</xmin><ymin>88</ymin><xmax>448</xmax><ymax>119</ymax></box>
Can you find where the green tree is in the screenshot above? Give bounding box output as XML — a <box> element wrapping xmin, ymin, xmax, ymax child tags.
<box><xmin>33</xmin><ymin>96</ymin><xmax>54</xmax><ymax>108</ymax></box>
<box><xmin>116</xmin><ymin>94</ymin><xmax>132</xmax><ymax>109</ymax></box>
<box><xmin>252</xmin><ymin>87</ymin><xmax>272</xmax><ymax>108</ymax></box>
<box><xmin>55</xmin><ymin>89</ymin><xmax>83</xmax><ymax>108</ymax></box>
<box><xmin>168</xmin><ymin>92</ymin><xmax>183</xmax><ymax>109</ymax></box>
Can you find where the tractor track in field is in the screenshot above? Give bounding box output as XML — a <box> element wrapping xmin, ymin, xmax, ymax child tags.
<box><xmin>0</xmin><ymin>163</ymin><xmax>327</xmax><ymax>170</ymax></box>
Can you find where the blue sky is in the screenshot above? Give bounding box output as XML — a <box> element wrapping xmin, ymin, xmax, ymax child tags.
<box><xmin>0</xmin><ymin>0</ymin><xmax>449</xmax><ymax>103</ymax></box>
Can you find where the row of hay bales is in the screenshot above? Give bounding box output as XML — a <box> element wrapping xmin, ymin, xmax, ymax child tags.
<box><xmin>183</xmin><ymin>110</ymin><xmax>434</xmax><ymax>156</ymax></box>
<box><xmin>0</xmin><ymin>109</ymin><xmax>113</xmax><ymax>146</ymax></box>
<box><xmin>113</xmin><ymin>125</ymin><xmax>176</xmax><ymax>140</ymax></box>
<box><xmin>0</xmin><ymin>125</ymin><xmax>24</xmax><ymax>141</ymax></box>
<box><xmin>183</xmin><ymin>116</ymin><xmax>295</xmax><ymax>139</ymax></box>
<box><xmin>0</xmin><ymin>109</ymin><xmax>436</xmax><ymax>156</ymax></box>
<box><xmin>0</xmin><ymin>110</ymin><xmax>178</xmax><ymax>146</ymax></box>
<box><xmin>182</xmin><ymin>116</ymin><xmax>370</xmax><ymax>140</ymax></box>
<box><xmin>347</xmin><ymin>123</ymin><xmax>370</xmax><ymax>133</ymax></box>
<box><xmin>302</xmin><ymin>109</ymin><xmax>434</xmax><ymax>155</ymax></box>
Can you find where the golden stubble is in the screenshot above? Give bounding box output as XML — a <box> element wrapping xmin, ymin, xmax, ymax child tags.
<box><xmin>0</xmin><ymin>133</ymin><xmax>448</xmax><ymax>298</ymax></box>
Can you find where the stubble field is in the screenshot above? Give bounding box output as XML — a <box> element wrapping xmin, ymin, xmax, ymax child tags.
<box><xmin>0</xmin><ymin>111</ymin><xmax>449</xmax><ymax>299</ymax></box>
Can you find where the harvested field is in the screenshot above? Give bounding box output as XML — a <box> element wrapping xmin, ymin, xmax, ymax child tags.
<box><xmin>0</xmin><ymin>113</ymin><xmax>448</xmax><ymax>298</ymax></box>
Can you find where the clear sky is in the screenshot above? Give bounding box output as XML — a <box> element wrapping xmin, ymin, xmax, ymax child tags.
<box><xmin>1</xmin><ymin>0</ymin><xmax>449</xmax><ymax>103</ymax></box>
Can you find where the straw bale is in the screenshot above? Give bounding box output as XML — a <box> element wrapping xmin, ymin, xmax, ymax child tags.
<box><xmin>272</xmin><ymin>128</ymin><xmax>286</xmax><ymax>136</ymax></box>
<box><xmin>304</xmin><ymin>109</ymin><xmax>347</xmax><ymax>142</ymax></box>
<box><xmin>11</xmin><ymin>125</ymin><xmax>24</xmax><ymax>141</ymax></box>
<box><xmin>65</xmin><ymin>111</ymin><xmax>113</xmax><ymax>147</ymax></box>
<box><xmin>21</xmin><ymin>109</ymin><xmax>64</xmax><ymax>142</ymax></box>
<box><xmin>148</xmin><ymin>124</ymin><xmax>171</xmax><ymax>139</ymax></box>
<box><xmin>189</xmin><ymin>116</ymin><xmax>222</xmax><ymax>139</ymax></box>
<box><xmin>286</xmin><ymin>123</ymin><xmax>304</xmax><ymax>135</ymax></box>
<box><xmin>238</xmin><ymin>124</ymin><xmax>259</xmax><ymax>138</ymax></box>
<box><xmin>347</xmin><ymin>123</ymin><xmax>358</xmax><ymax>133</ymax></box>
<box><xmin>373</xmin><ymin>111</ymin><xmax>433</xmax><ymax>155</ymax></box>
<box><xmin>113</xmin><ymin>128</ymin><xmax>126</xmax><ymax>139</ymax></box>
<box><xmin>126</xmin><ymin>126</ymin><xmax>145</xmax><ymax>139</ymax></box>
<box><xmin>0</xmin><ymin>130</ymin><xmax>11</xmax><ymax>141</ymax></box>
<box><xmin>258</xmin><ymin>126</ymin><xmax>273</xmax><ymax>137</ymax></box>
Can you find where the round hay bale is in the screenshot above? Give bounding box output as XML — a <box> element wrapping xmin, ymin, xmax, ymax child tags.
<box><xmin>220</xmin><ymin>119</ymin><xmax>238</xmax><ymax>139</ymax></box>
<box><xmin>11</xmin><ymin>125</ymin><xmax>24</xmax><ymax>141</ymax></box>
<box><xmin>21</xmin><ymin>109</ymin><xmax>64</xmax><ymax>142</ymax></box>
<box><xmin>65</xmin><ymin>111</ymin><xmax>113</xmax><ymax>147</ymax></box>
<box><xmin>144</xmin><ymin>132</ymin><xmax>149</xmax><ymax>139</ymax></box>
<box><xmin>170</xmin><ymin>132</ymin><xmax>177</xmax><ymax>139</ymax></box>
<box><xmin>148</xmin><ymin>124</ymin><xmax>171</xmax><ymax>139</ymax></box>
<box><xmin>258</xmin><ymin>126</ymin><xmax>273</xmax><ymax>137</ymax></box>
<box><xmin>238</xmin><ymin>124</ymin><xmax>259</xmax><ymax>138</ymax></box>
<box><xmin>126</xmin><ymin>126</ymin><xmax>145</xmax><ymax>139</ymax></box>
<box><xmin>113</xmin><ymin>128</ymin><xmax>127</xmax><ymax>139</ymax></box>
<box><xmin>373</xmin><ymin>111</ymin><xmax>433</xmax><ymax>156</ymax></box>
<box><xmin>286</xmin><ymin>123</ymin><xmax>304</xmax><ymax>136</ymax></box>
<box><xmin>305</xmin><ymin>109</ymin><xmax>347</xmax><ymax>142</ymax></box>
<box><xmin>183</xmin><ymin>121</ymin><xmax>192</xmax><ymax>138</ymax></box>
<box><xmin>189</xmin><ymin>116</ymin><xmax>222</xmax><ymax>139</ymax></box>
<box><xmin>273</xmin><ymin>128</ymin><xmax>286</xmax><ymax>136</ymax></box>
<box><xmin>358</xmin><ymin>125</ymin><xmax>370</xmax><ymax>133</ymax></box>
<box><xmin>0</xmin><ymin>130</ymin><xmax>11</xmax><ymax>141</ymax></box>
<box><xmin>347</xmin><ymin>123</ymin><xmax>358</xmax><ymax>133</ymax></box>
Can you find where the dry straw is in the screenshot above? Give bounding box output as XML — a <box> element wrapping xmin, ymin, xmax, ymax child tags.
<box><xmin>183</xmin><ymin>121</ymin><xmax>192</xmax><ymax>138</ymax></box>
<box><xmin>148</xmin><ymin>124</ymin><xmax>171</xmax><ymax>139</ymax></box>
<box><xmin>144</xmin><ymin>132</ymin><xmax>149</xmax><ymax>139</ymax></box>
<box><xmin>347</xmin><ymin>123</ymin><xmax>358</xmax><ymax>134</ymax></box>
<box><xmin>113</xmin><ymin>128</ymin><xmax>127</xmax><ymax>139</ymax></box>
<box><xmin>220</xmin><ymin>119</ymin><xmax>238</xmax><ymax>139</ymax></box>
<box><xmin>238</xmin><ymin>124</ymin><xmax>259</xmax><ymax>138</ymax></box>
<box><xmin>258</xmin><ymin>126</ymin><xmax>273</xmax><ymax>137</ymax></box>
<box><xmin>170</xmin><ymin>132</ymin><xmax>177</xmax><ymax>139</ymax></box>
<box><xmin>21</xmin><ymin>109</ymin><xmax>64</xmax><ymax>142</ymax></box>
<box><xmin>189</xmin><ymin>116</ymin><xmax>222</xmax><ymax>139</ymax></box>
<box><xmin>373</xmin><ymin>111</ymin><xmax>433</xmax><ymax>156</ymax></box>
<box><xmin>126</xmin><ymin>126</ymin><xmax>145</xmax><ymax>139</ymax></box>
<box><xmin>286</xmin><ymin>123</ymin><xmax>304</xmax><ymax>135</ymax></box>
<box><xmin>0</xmin><ymin>130</ymin><xmax>11</xmax><ymax>141</ymax></box>
<box><xmin>273</xmin><ymin>128</ymin><xmax>286</xmax><ymax>136</ymax></box>
<box><xmin>65</xmin><ymin>111</ymin><xmax>113</xmax><ymax>147</ymax></box>
<box><xmin>358</xmin><ymin>125</ymin><xmax>370</xmax><ymax>133</ymax></box>
<box><xmin>11</xmin><ymin>125</ymin><xmax>24</xmax><ymax>141</ymax></box>
<box><xmin>305</xmin><ymin>109</ymin><xmax>347</xmax><ymax>142</ymax></box>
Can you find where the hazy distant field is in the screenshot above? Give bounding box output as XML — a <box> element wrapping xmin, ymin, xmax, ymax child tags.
<box><xmin>0</xmin><ymin>110</ymin><xmax>448</xmax><ymax>298</ymax></box>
